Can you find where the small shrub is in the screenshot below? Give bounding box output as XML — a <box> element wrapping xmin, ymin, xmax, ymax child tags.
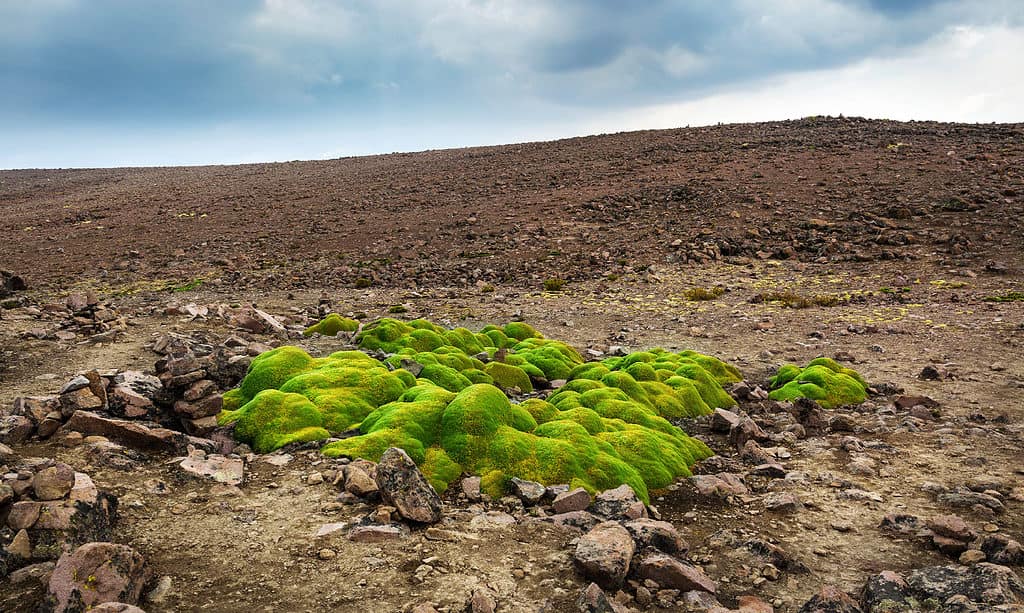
<box><xmin>388</xmin><ymin>305</ymin><xmax>409</xmax><ymax>314</ymax></box>
<box><xmin>984</xmin><ymin>291</ymin><xmax>1024</xmax><ymax>303</ymax></box>
<box><xmin>684</xmin><ymin>286</ymin><xmax>725</xmax><ymax>301</ymax></box>
<box><xmin>354</xmin><ymin>277</ymin><xmax>372</xmax><ymax>289</ymax></box>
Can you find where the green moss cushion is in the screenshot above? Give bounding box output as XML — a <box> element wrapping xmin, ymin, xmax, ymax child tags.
<box><xmin>768</xmin><ymin>357</ymin><xmax>868</xmax><ymax>408</ymax></box>
<box><xmin>221</xmin><ymin>317</ymin><xmax>745</xmax><ymax>501</ymax></box>
<box><xmin>302</xmin><ymin>313</ymin><xmax>359</xmax><ymax>337</ymax></box>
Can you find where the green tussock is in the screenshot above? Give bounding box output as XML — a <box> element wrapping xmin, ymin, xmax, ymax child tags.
<box><xmin>683</xmin><ymin>286</ymin><xmax>725</xmax><ymax>301</ymax></box>
<box><xmin>768</xmin><ymin>357</ymin><xmax>868</xmax><ymax>408</ymax></box>
<box><xmin>303</xmin><ymin>313</ymin><xmax>360</xmax><ymax>337</ymax></box>
<box><xmin>222</xmin><ymin>317</ymin><xmax>741</xmax><ymax>501</ymax></box>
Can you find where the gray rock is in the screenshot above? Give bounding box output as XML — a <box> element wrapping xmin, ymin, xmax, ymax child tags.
<box><xmin>0</xmin><ymin>415</ymin><xmax>34</xmax><ymax>445</ymax></box>
<box><xmin>543</xmin><ymin>511</ymin><xmax>600</xmax><ymax>533</ymax></box>
<box><xmin>590</xmin><ymin>484</ymin><xmax>647</xmax><ymax>520</ymax></box>
<box><xmin>510</xmin><ymin>477</ymin><xmax>545</xmax><ymax>505</ymax></box>
<box><xmin>461</xmin><ymin>476</ymin><xmax>482</xmax><ymax>502</ymax></box>
<box><xmin>692</xmin><ymin>472</ymin><xmax>748</xmax><ymax>497</ymax></box>
<box><xmin>573</xmin><ymin>521</ymin><xmax>635</xmax><ymax>589</ymax></box>
<box><xmin>729</xmin><ymin>416</ymin><xmax>767</xmax><ymax>449</ymax></box>
<box><xmin>344</xmin><ymin>465</ymin><xmax>379</xmax><ymax>497</ymax></box>
<box><xmin>179</xmin><ymin>451</ymin><xmax>244</xmax><ymax>486</ymax></box>
<box><xmin>374</xmin><ymin>447</ymin><xmax>442</xmax><ymax>523</ymax></box>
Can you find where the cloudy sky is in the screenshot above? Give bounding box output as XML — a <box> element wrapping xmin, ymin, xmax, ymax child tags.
<box><xmin>2</xmin><ymin>0</ymin><xmax>1022</xmax><ymax>168</ymax></box>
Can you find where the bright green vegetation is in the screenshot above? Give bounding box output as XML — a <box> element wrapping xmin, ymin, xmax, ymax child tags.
<box><xmin>984</xmin><ymin>291</ymin><xmax>1024</xmax><ymax>303</ymax></box>
<box><xmin>768</xmin><ymin>357</ymin><xmax>868</xmax><ymax>408</ymax></box>
<box><xmin>303</xmin><ymin>313</ymin><xmax>360</xmax><ymax>337</ymax></box>
<box><xmin>219</xmin><ymin>317</ymin><xmax>746</xmax><ymax>501</ymax></box>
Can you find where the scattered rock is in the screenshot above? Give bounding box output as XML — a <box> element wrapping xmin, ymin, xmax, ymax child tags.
<box><xmin>692</xmin><ymin>473</ymin><xmax>748</xmax><ymax>497</ymax></box>
<box><xmin>32</xmin><ymin>463</ymin><xmax>76</xmax><ymax>501</ymax></box>
<box><xmin>63</xmin><ymin>411</ymin><xmax>185</xmax><ymax>453</ymax></box>
<box><xmin>347</xmin><ymin>525</ymin><xmax>406</xmax><ymax>543</ymax></box>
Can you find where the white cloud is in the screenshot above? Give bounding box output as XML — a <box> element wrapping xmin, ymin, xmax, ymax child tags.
<box><xmin>582</xmin><ymin>24</ymin><xmax>1024</xmax><ymax>131</ymax></box>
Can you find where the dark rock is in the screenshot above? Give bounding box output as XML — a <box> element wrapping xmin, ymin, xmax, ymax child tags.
<box><xmin>590</xmin><ymin>484</ymin><xmax>646</xmax><ymax>520</ymax></box>
<box><xmin>576</xmin><ymin>582</ymin><xmax>625</xmax><ymax>613</ymax></box>
<box><xmin>745</xmin><ymin>538</ymin><xmax>805</xmax><ymax>572</ymax></box>
<box><xmin>938</xmin><ymin>489</ymin><xmax>1005</xmax><ymax>514</ymax></box>
<box><xmin>879</xmin><ymin>514</ymin><xmax>924</xmax><ymax>537</ymax></box>
<box><xmin>750</xmin><ymin>463</ymin><xmax>787</xmax><ymax>478</ymax></box>
<box><xmin>729</xmin><ymin>416</ymin><xmax>767</xmax><ymax>449</ymax></box>
<box><xmin>374</xmin><ymin>447</ymin><xmax>442</xmax><ymax>523</ymax></box>
<box><xmin>906</xmin><ymin>563</ymin><xmax>1024</xmax><ymax>605</ymax></box>
<box><xmin>739</xmin><ymin>440</ymin><xmax>774</xmax><ymax>465</ymax></box>
<box><xmin>894</xmin><ymin>395</ymin><xmax>939</xmax><ymax>410</ymax></box>
<box><xmin>861</xmin><ymin>570</ymin><xmax>911</xmax><ymax>612</ymax></box>
<box><xmin>44</xmin><ymin>542</ymin><xmax>146</xmax><ymax>613</ymax></box>
<box><xmin>636</xmin><ymin>554</ymin><xmax>717</xmax><ymax>593</ymax></box>
<box><xmin>573</xmin><ymin>521</ymin><xmax>635</xmax><ymax>589</ymax></box>
<box><xmin>798</xmin><ymin>586</ymin><xmax>863</xmax><ymax>612</ymax></box>
<box><xmin>978</xmin><ymin>535</ymin><xmax>1024</xmax><ymax>566</ymax></box>
<box><xmin>623</xmin><ymin>518</ymin><xmax>688</xmax><ymax>554</ymax></box>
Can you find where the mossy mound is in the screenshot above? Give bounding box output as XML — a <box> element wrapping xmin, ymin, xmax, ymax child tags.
<box><xmin>768</xmin><ymin>357</ymin><xmax>868</xmax><ymax>408</ymax></box>
<box><xmin>221</xmin><ymin>317</ymin><xmax>743</xmax><ymax>501</ymax></box>
<box><xmin>356</xmin><ymin>318</ymin><xmax>582</xmax><ymax>391</ymax></box>
<box><xmin>322</xmin><ymin>382</ymin><xmax>713</xmax><ymax>502</ymax></box>
<box><xmin>303</xmin><ymin>313</ymin><xmax>359</xmax><ymax>337</ymax></box>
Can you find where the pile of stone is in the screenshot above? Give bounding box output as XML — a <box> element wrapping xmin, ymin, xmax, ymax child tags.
<box><xmin>18</xmin><ymin>293</ymin><xmax>129</xmax><ymax>343</ymax></box>
<box><xmin>880</xmin><ymin>513</ymin><xmax>1023</xmax><ymax>567</ymax></box>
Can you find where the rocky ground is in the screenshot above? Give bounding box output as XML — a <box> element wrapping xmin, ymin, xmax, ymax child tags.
<box><xmin>1</xmin><ymin>118</ymin><xmax>1023</xmax><ymax>612</ymax></box>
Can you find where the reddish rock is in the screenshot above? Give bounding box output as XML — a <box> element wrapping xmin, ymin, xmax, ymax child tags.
<box><xmin>926</xmin><ymin>515</ymin><xmax>974</xmax><ymax>541</ymax></box>
<box><xmin>692</xmin><ymin>473</ymin><xmax>748</xmax><ymax>497</ymax></box>
<box><xmin>553</xmin><ymin>487</ymin><xmax>591</xmax><ymax>513</ymax></box>
<box><xmin>46</xmin><ymin>542</ymin><xmax>147</xmax><ymax>613</ymax></box>
<box><xmin>797</xmin><ymin>586</ymin><xmax>862</xmax><ymax>613</ymax></box>
<box><xmin>63</xmin><ymin>411</ymin><xmax>185</xmax><ymax>453</ymax></box>
<box><xmin>636</xmin><ymin>554</ymin><xmax>717</xmax><ymax>593</ymax></box>
<box><xmin>344</xmin><ymin>465</ymin><xmax>379</xmax><ymax>497</ymax></box>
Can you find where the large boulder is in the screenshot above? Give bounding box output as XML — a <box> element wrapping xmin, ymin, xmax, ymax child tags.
<box><xmin>906</xmin><ymin>563</ymin><xmax>1024</xmax><ymax>605</ymax></box>
<box><xmin>374</xmin><ymin>448</ymin><xmax>442</xmax><ymax>523</ymax></box>
<box><xmin>573</xmin><ymin>521</ymin><xmax>635</xmax><ymax>589</ymax></box>
<box><xmin>45</xmin><ymin>542</ymin><xmax>147</xmax><ymax>613</ymax></box>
